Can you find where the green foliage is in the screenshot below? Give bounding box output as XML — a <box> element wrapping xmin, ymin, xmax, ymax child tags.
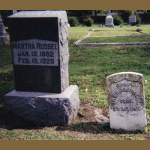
<box><xmin>92</xmin><ymin>10</ymin><xmax>109</xmax><ymax>16</ymax></box>
<box><xmin>115</xmin><ymin>10</ymin><xmax>135</xmax><ymax>16</ymax></box>
<box><xmin>135</xmin><ymin>14</ymin><xmax>141</xmax><ymax>24</ymax></box>
<box><xmin>115</xmin><ymin>10</ymin><xmax>136</xmax><ymax>22</ymax></box>
<box><xmin>68</xmin><ymin>17</ymin><xmax>78</xmax><ymax>27</ymax></box>
<box><xmin>83</xmin><ymin>17</ymin><xmax>93</xmax><ymax>26</ymax></box>
<box><xmin>113</xmin><ymin>15</ymin><xmax>123</xmax><ymax>25</ymax></box>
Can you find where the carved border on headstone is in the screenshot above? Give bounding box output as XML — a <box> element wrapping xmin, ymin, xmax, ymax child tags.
<box><xmin>106</xmin><ymin>72</ymin><xmax>145</xmax><ymax>117</ymax></box>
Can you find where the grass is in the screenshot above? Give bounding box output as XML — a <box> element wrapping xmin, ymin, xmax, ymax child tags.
<box><xmin>81</xmin><ymin>35</ymin><xmax>150</xmax><ymax>43</ymax></box>
<box><xmin>91</xmin><ymin>30</ymin><xmax>141</xmax><ymax>36</ymax></box>
<box><xmin>79</xmin><ymin>24</ymin><xmax>150</xmax><ymax>43</ymax></box>
<box><xmin>0</xmin><ymin>44</ymin><xmax>14</xmax><ymax>104</ymax></box>
<box><xmin>0</xmin><ymin>24</ymin><xmax>150</xmax><ymax>140</ymax></box>
<box><xmin>91</xmin><ymin>24</ymin><xmax>150</xmax><ymax>32</ymax></box>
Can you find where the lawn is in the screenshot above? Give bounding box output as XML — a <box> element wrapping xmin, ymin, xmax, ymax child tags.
<box><xmin>81</xmin><ymin>35</ymin><xmax>150</xmax><ymax>43</ymax></box>
<box><xmin>0</xmin><ymin>24</ymin><xmax>150</xmax><ymax>140</ymax></box>
<box><xmin>79</xmin><ymin>24</ymin><xmax>150</xmax><ymax>43</ymax></box>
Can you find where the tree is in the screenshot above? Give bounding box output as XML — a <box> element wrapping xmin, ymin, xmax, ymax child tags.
<box><xmin>92</xmin><ymin>10</ymin><xmax>109</xmax><ymax>16</ymax></box>
<box><xmin>114</xmin><ymin>10</ymin><xmax>135</xmax><ymax>16</ymax></box>
<box><xmin>114</xmin><ymin>10</ymin><xmax>136</xmax><ymax>22</ymax></box>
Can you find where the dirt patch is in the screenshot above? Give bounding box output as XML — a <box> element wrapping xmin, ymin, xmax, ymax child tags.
<box><xmin>75</xmin><ymin>100</ymin><xmax>97</xmax><ymax>123</ymax></box>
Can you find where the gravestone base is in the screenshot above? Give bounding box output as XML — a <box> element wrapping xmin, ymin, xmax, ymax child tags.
<box><xmin>4</xmin><ymin>85</ymin><xmax>80</xmax><ymax>126</ymax></box>
<box><xmin>105</xmin><ymin>24</ymin><xmax>114</xmax><ymax>27</ymax></box>
<box><xmin>109</xmin><ymin>108</ymin><xmax>147</xmax><ymax>131</ymax></box>
<box><xmin>0</xmin><ymin>36</ymin><xmax>8</xmax><ymax>44</ymax></box>
<box><xmin>129</xmin><ymin>22</ymin><xmax>136</xmax><ymax>26</ymax></box>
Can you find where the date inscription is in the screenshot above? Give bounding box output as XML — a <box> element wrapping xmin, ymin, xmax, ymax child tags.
<box><xmin>12</xmin><ymin>39</ymin><xmax>59</xmax><ymax>66</ymax></box>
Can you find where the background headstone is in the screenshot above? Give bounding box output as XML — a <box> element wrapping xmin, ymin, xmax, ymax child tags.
<box><xmin>4</xmin><ymin>11</ymin><xmax>80</xmax><ymax>127</ymax></box>
<box><xmin>129</xmin><ymin>14</ymin><xmax>136</xmax><ymax>25</ymax></box>
<box><xmin>106</xmin><ymin>72</ymin><xmax>147</xmax><ymax>131</ymax></box>
<box><xmin>105</xmin><ymin>15</ymin><xmax>114</xmax><ymax>27</ymax></box>
<box><xmin>0</xmin><ymin>16</ymin><xmax>8</xmax><ymax>44</ymax></box>
<box><xmin>98</xmin><ymin>24</ymin><xmax>102</xmax><ymax>27</ymax></box>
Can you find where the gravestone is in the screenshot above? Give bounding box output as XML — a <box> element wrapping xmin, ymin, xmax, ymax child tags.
<box><xmin>129</xmin><ymin>14</ymin><xmax>136</xmax><ymax>25</ymax></box>
<box><xmin>105</xmin><ymin>15</ymin><xmax>114</xmax><ymax>27</ymax></box>
<box><xmin>4</xmin><ymin>11</ymin><xmax>80</xmax><ymax>126</ymax></box>
<box><xmin>0</xmin><ymin>16</ymin><xmax>8</xmax><ymax>44</ymax></box>
<box><xmin>98</xmin><ymin>24</ymin><xmax>102</xmax><ymax>27</ymax></box>
<box><xmin>106</xmin><ymin>72</ymin><xmax>147</xmax><ymax>131</ymax></box>
<box><xmin>12</xmin><ymin>10</ymin><xmax>17</xmax><ymax>14</ymax></box>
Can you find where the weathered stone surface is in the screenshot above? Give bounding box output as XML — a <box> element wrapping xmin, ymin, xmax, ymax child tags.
<box><xmin>4</xmin><ymin>85</ymin><xmax>79</xmax><ymax>126</ymax></box>
<box><xmin>129</xmin><ymin>14</ymin><xmax>136</xmax><ymax>23</ymax></box>
<box><xmin>7</xmin><ymin>11</ymin><xmax>69</xmax><ymax>93</ymax></box>
<box><xmin>106</xmin><ymin>72</ymin><xmax>147</xmax><ymax>131</ymax></box>
<box><xmin>105</xmin><ymin>15</ymin><xmax>114</xmax><ymax>27</ymax></box>
<box><xmin>0</xmin><ymin>16</ymin><xmax>8</xmax><ymax>44</ymax></box>
<box><xmin>5</xmin><ymin>11</ymin><xmax>80</xmax><ymax>127</ymax></box>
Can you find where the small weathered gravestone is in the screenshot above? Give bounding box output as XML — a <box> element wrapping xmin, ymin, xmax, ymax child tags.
<box><xmin>4</xmin><ymin>11</ymin><xmax>80</xmax><ymax>126</ymax></box>
<box><xmin>129</xmin><ymin>14</ymin><xmax>136</xmax><ymax>25</ymax></box>
<box><xmin>106</xmin><ymin>72</ymin><xmax>147</xmax><ymax>131</ymax></box>
<box><xmin>105</xmin><ymin>15</ymin><xmax>114</xmax><ymax>27</ymax></box>
<box><xmin>0</xmin><ymin>16</ymin><xmax>8</xmax><ymax>44</ymax></box>
<box><xmin>98</xmin><ymin>24</ymin><xmax>103</xmax><ymax>27</ymax></box>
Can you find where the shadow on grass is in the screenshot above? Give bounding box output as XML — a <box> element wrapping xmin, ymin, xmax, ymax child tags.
<box><xmin>0</xmin><ymin>70</ymin><xmax>15</xmax><ymax>104</ymax></box>
<box><xmin>0</xmin><ymin>105</ymin><xmax>146</xmax><ymax>135</ymax></box>
<box><xmin>55</xmin><ymin>121</ymin><xmax>145</xmax><ymax>135</ymax></box>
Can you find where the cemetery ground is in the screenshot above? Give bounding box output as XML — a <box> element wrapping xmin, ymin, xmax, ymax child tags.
<box><xmin>0</xmin><ymin>24</ymin><xmax>150</xmax><ymax>140</ymax></box>
<box><xmin>80</xmin><ymin>24</ymin><xmax>150</xmax><ymax>44</ymax></box>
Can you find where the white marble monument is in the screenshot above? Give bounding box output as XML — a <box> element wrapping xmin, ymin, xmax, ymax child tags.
<box><xmin>105</xmin><ymin>15</ymin><xmax>114</xmax><ymax>27</ymax></box>
<box><xmin>129</xmin><ymin>14</ymin><xmax>136</xmax><ymax>24</ymax></box>
<box><xmin>106</xmin><ymin>72</ymin><xmax>147</xmax><ymax>131</ymax></box>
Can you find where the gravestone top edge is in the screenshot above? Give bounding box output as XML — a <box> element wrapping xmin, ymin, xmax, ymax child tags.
<box><xmin>4</xmin><ymin>85</ymin><xmax>78</xmax><ymax>99</ymax></box>
<box><xmin>106</xmin><ymin>72</ymin><xmax>143</xmax><ymax>79</ymax></box>
<box><xmin>106</xmin><ymin>15</ymin><xmax>113</xmax><ymax>18</ymax></box>
<box><xmin>8</xmin><ymin>11</ymin><xmax>67</xmax><ymax>18</ymax></box>
<box><xmin>130</xmin><ymin>14</ymin><xmax>136</xmax><ymax>17</ymax></box>
<box><xmin>106</xmin><ymin>72</ymin><xmax>143</xmax><ymax>88</ymax></box>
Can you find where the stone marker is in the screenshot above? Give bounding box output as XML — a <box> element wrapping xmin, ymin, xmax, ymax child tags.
<box><xmin>106</xmin><ymin>72</ymin><xmax>147</xmax><ymax>131</ymax></box>
<box><xmin>129</xmin><ymin>14</ymin><xmax>136</xmax><ymax>25</ymax></box>
<box><xmin>98</xmin><ymin>24</ymin><xmax>102</xmax><ymax>27</ymax></box>
<box><xmin>105</xmin><ymin>15</ymin><xmax>114</xmax><ymax>27</ymax></box>
<box><xmin>4</xmin><ymin>11</ymin><xmax>80</xmax><ymax>126</ymax></box>
<box><xmin>127</xmin><ymin>24</ymin><xmax>131</xmax><ymax>27</ymax></box>
<box><xmin>0</xmin><ymin>16</ymin><xmax>8</xmax><ymax>44</ymax></box>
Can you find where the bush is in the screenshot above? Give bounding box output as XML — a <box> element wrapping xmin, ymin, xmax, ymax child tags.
<box><xmin>113</xmin><ymin>15</ymin><xmax>123</xmax><ymax>25</ymax></box>
<box><xmin>83</xmin><ymin>17</ymin><xmax>93</xmax><ymax>26</ymax></box>
<box><xmin>68</xmin><ymin>17</ymin><xmax>78</xmax><ymax>27</ymax></box>
<box><xmin>135</xmin><ymin>14</ymin><xmax>141</xmax><ymax>24</ymax></box>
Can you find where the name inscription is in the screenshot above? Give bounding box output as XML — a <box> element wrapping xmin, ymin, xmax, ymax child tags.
<box><xmin>109</xmin><ymin>80</ymin><xmax>143</xmax><ymax>116</ymax></box>
<box><xmin>12</xmin><ymin>39</ymin><xmax>59</xmax><ymax>66</ymax></box>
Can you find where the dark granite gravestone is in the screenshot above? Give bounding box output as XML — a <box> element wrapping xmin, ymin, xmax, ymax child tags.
<box><xmin>7</xmin><ymin>11</ymin><xmax>68</xmax><ymax>93</ymax></box>
<box><xmin>4</xmin><ymin>11</ymin><xmax>80</xmax><ymax>126</ymax></box>
<box><xmin>0</xmin><ymin>16</ymin><xmax>8</xmax><ymax>44</ymax></box>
